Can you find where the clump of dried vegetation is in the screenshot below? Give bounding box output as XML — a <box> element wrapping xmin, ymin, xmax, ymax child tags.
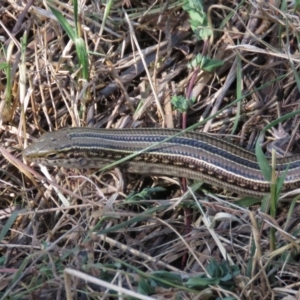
<box><xmin>1</xmin><ymin>0</ymin><xmax>300</xmax><ymax>299</ymax></box>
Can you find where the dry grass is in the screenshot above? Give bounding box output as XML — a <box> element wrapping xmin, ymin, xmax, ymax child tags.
<box><xmin>1</xmin><ymin>0</ymin><xmax>300</xmax><ymax>299</ymax></box>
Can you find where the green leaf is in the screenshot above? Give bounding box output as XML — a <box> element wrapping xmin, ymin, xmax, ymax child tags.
<box><xmin>0</xmin><ymin>209</ymin><xmax>25</xmax><ymax>242</ymax></box>
<box><xmin>198</xmin><ymin>27</ymin><xmax>213</xmax><ymax>41</ymax></box>
<box><xmin>74</xmin><ymin>37</ymin><xmax>89</xmax><ymax>80</ymax></box>
<box><xmin>188</xmin><ymin>54</ymin><xmax>224</xmax><ymax>72</ymax></box>
<box><xmin>171</xmin><ymin>95</ymin><xmax>196</xmax><ymax>113</ymax></box>
<box><xmin>0</xmin><ymin>62</ymin><xmax>8</xmax><ymax>70</ymax></box>
<box><xmin>151</xmin><ymin>271</ymin><xmax>183</xmax><ymax>287</ymax></box>
<box><xmin>48</xmin><ymin>1</ymin><xmax>76</xmax><ymax>41</ymax></box>
<box><xmin>207</xmin><ymin>258</ymin><xmax>219</xmax><ymax>277</ymax></box>
<box><xmin>0</xmin><ymin>256</ymin><xmax>6</xmax><ymax>266</ymax></box>
<box><xmin>185</xmin><ymin>276</ymin><xmax>219</xmax><ymax>288</ymax></box>
<box><xmin>220</xmin><ymin>272</ymin><xmax>232</xmax><ymax>281</ymax></box>
<box><xmin>234</xmin><ymin>196</ymin><xmax>262</xmax><ymax>207</ymax></box>
<box><xmin>137</xmin><ymin>278</ymin><xmax>155</xmax><ymax>295</ymax></box>
<box><xmin>285</xmin><ymin>196</ymin><xmax>299</xmax><ymax>235</ymax></box>
<box><xmin>255</xmin><ymin>134</ymin><xmax>272</xmax><ymax>181</ymax></box>
<box><xmin>189</xmin><ymin>11</ymin><xmax>205</xmax><ymax>24</ymax></box>
<box><xmin>276</xmin><ymin>165</ymin><xmax>290</xmax><ymax>196</ymax></box>
<box><xmin>73</xmin><ymin>0</ymin><xmax>79</xmax><ymax>37</ymax></box>
<box><xmin>182</xmin><ymin>0</ymin><xmax>212</xmax><ymax>40</ymax></box>
<box><xmin>201</xmin><ymin>58</ymin><xmax>224</xmax><ymax>72</ymax></box>
<box><xmin>220</xmin><ymin>263</ymin><xmax>240</xmax><ymax>280</ymax></box>
<box><xmin>193</xmin><ymin>54</ymin><xmax>202</xmax><ymax>68</ymax></box>
<box><xmin>260</xmin><ymin>194</ymin><xmax>271</xmax><ymax>213</ymax></box>
<box><xmin>261</xmin><ymin>108</ymin><xmax>300</xmax><ymax>133</ymax></box>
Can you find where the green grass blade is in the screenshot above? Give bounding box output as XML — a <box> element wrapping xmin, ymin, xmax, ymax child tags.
<box><xmin>48</xmin><ymin>1</ymin><xmax>76</xmax><ymax>41</ymax></box>
<box><xmin>255</xmin><ymin>134</ymin><xmax>272</xmax><ymax>181</ymax></box>
<box><xmin>75</xmin><ymin>37</ymin><xmax>89</xmax><ymax>80</ymax></box>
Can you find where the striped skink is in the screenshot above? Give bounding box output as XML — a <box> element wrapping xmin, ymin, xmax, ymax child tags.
<box><xmin>22</xmin><ymin>127</ymin><xmax>300</xmax><ymax>197</ymax></box>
